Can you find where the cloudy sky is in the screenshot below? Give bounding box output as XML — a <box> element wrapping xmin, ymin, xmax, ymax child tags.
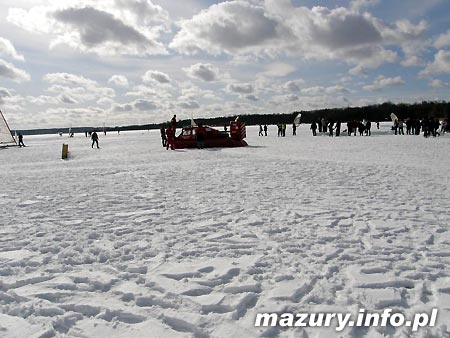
<box><xmin>1</xmin><ymin>0</ymin><xmax>450</xmax><ymax>129</ymax></box>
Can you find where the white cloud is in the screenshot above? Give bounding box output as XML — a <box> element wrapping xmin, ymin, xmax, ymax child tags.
<box><xmin>350</xmin><ymin>0</ymin><xmax>380</xmax><ymax>11</ymax></box>
<box><xmin>7</xmin><ymin>1</ymin><xmax>169</xmax><ymax>56</ymax></box>
<box><xmin>301</xmin><ymin>85</ymin><xmax>350</xmax><ymax>95</ymax></box>
<box><xmin>108</xmin><ymin>74</ymin><xmax>129</xmax><ymax>87</ymax></box>
<box><xmin>112</xmin><ymin>98</ymin><xmax>158</xmax><ymax>112</ymax></box>
<box><xmin>177</xmin><ymin>99</ymin><xmax>200</xmax><ymax>109</ymax></box>
<box><xmin>227</xmin><ymin>83</ymin><xmax>254</xmax><ymax>94</ymax></box>
<box><xmin>142</xmin><ymin>70</ymin><xmax>171</xmax><ymax>84</ymax></box>
<box><xmin>0</xmin><ymin>59</ymin><xmax>30</xmax><ymax>82</ymax></box>
<box><xmin>170</xmin><ymin>1</ymin><xmax>293</xmax><ymax>57</ymax></box>
<box><xmin>420</xmin><ymin>50</ymin><xmax>450</xmax><ymax>76</ymax></box>
<box><xmin>44</xmin><ymin>72</ymin><xmax>115</xmax><ymax>103</ymax></box>
<box><xmin>245</xmin><ymin>94</ymin><xmax>258</xmax><ymax>101</ymax></box>
<box><xmin>183</xmin><ymin>63</ymin><xmax>220</xmax><ymax>82</ymax></box>
<box><xmin>44</xmin><ymin>72</ymin><xmax>97</xmax><ymax>87</ymax></box>
<box><xmin>0</xmin><ymin>37</ymin><xmax>25</xmax><ymax>61</ymax></box>
<box><xmin>430</xmin><ymin>79</ymin><xmax>450</xmax><ymax>88</ymax></box>
<box><xmin>260</xmin><ymin>62</ymin><xmax>296</xmax><ymax>78</ymax></box>
<box><xmin>0</xmin><ymin>87</ymin><xmax>12</xmax><ymax>104</ymax></box>
<box><xmin>284</xmin><ymin>80</ymin><xmax>304</xmax><ymax>92</ymax></box>
<box><xmin>363</xmin><ymin>75</ymin><xmax>405</xmax><ymax>91</ymax></box>
<box><xmin>434</xmin><ymin>29</ymin><xmax>450</xmax><ymax>49</ymax></box>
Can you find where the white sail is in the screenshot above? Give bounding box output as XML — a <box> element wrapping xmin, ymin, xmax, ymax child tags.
<box><xmin>293</xmin><ymin>113</ymin><xmax>302</xmax><ymax>126</ymax></box>
<box><xmin>0</xmin><ymin>109</ymin><xmax>17</xmax><ymax>145</ymax></box>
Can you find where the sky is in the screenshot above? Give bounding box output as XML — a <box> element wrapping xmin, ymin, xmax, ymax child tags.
<box><xmin>1</xmin><ymin>0</ymin><xmax>450</xmax><ymax>129</ymax></box>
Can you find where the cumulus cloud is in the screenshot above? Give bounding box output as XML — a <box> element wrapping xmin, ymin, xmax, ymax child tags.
<box><xmin>170</xmin><ymin>1</ymin><xmax>293</xmax><ymax>56</ymax></box>
<box><xmin>363</xmin><ymin>75</ymin><xmax>405</xmax><ymax>91</ymax></box>
<box><xmin>0</xmin><ymin>59</ymin><xmax>30</xmax><ymax>82</ymax></box>
<box><xmin>177</xmin><ymin>99</ymin><xmax>200</xmax><ymax>109</ymax></box>
<box><xmin>108</xmin><ymin>74</ymin><xmax>129</xmax><ymax>87</ymax></box>
<box><xmin>420</xmin><ymin>50</ymin><xmax>450</xmax><ymax>76</ymax></box>
<box><xmin>431</xmin><ymin>79</ymin><xmax>450</xmax><ymax>88</ymax></box>
<box><xmin>44</xmin><ymin>72</ymin><xmax>115</xmax><ymax>103</ymax></box>
<box><xmin>284</xmin><ymin>80</ymin><xmax>304</xmax><ymax>92</ymax></box>
<box><xmin>112</xmin><ymin>98</ymin><xmax>158</xmax><ymax>112</ymax></box>
<box><xmin>7</xmin><ymin>1</ymin><xmax>168</xmax><ymax>56</ymax></box>
<box><xmin>0</xmin><ymin>87</ymin><xmax>11</xmax><ymax>104</ymax></box>
<box><xmin>0</xmin><ymin>37</ymin><xmax>25</xmax><ymax>61</ymax></box>
<box><xmin>170</xmin><ymin>1</ymin><xmax>428</xmax><ymax>74</ymax></box>
<box><xmin>434</xmin><ymin>30</ymin><xmax>450</xmax><ymax>49</ymax></box>
<box><xmin>301</xmin><ymin>85</ymin><xmax>350</xmax><ymax>95</ymax></box>
<box><xmin>245</xmin><ymin>94</ymin><xmax>259</xmax><ymax>101</ymax></box>
<box><xmin>44</xmin><ymin>72</ymin><xmax>97</xmax><ymax>87</ymax></box>
<box><xmin>350</xmin><ymin>0</ymin><xmax>380</xmax><ymax>11</ymax></box>
<box><xmin>260</xmin><ymin>62</ymin><xmax>296</xmax><ymax>77</ymax></box>
<box><xmin>227</xmin><ymin>83</ymin><xmax>254</xmax><ymax>94</ymax></box>
<box><xmin>142</xmin><ymin>70</ymin><xmax>171</xmax><ymax>84</ymax></box>
<box><xmin>183</xmin><ymin>63</ymin><xmax>220</xmax><ymax>82</ymax></box>
<box><xmin>59</xmin><ymin>94</ymin><xmax>77</xmax><ymax>104</ymax></box>
<box><xmin>134</xmin><ymin>99</ymin><xmax>158</xmax><ymax>110</ymax></box>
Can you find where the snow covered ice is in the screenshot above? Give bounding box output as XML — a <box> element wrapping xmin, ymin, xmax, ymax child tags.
<box><xmin>1</xmin><ymin>124</ymin><xmax>450</xmax><ymax>338</ymax></box>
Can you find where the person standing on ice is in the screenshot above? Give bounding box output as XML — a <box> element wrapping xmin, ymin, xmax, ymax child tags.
<box><xmin>91</xmin><ymin>131</ymin><xmax>99</xmax><ymax>148</ymax></box>
<box><xmin>258</xmin><ymin>124</ymin><xmax>263</xmax><ymax>136</ymax></box>
<box><xmin>310</xmin><ymin>121</ymin><xmax>317</xmax><ymax>136</ymax></box>
<box><xmin>328</xmin><ymin>121</ymin><xmax>334</xmax><ymax>137</ymax></box>
<box><xmin>166</xmin><ymin>126</ymin><xmax>175</xmax><ymax>150</ymax></box>
<box><xmin>171</xmin><ymin>115</ymin><xmax>177</xmax><ymax>129</ymax></box>
<box><xmin>292</xmin><ymin>123</ymin><xmax>297</xmax><ymax>136</ymax></box>
<box><xmin>335</xmin><ymin>120</ymin><xmax>341</xmax><ymax>136</ymax></box>
<box><xmin>263</xmin><ymin>124</ymin><xmax>268</xmax><ymax>136</ymax></box>
<box><xmin>18</xmin><ymin>133</ymin><xmax>26</xmax><ymax>147</ymax></box>
<box><xmin>160</xmin><ymin>125</ymin><xmax>167</xmax><ymax>147</ymax></box>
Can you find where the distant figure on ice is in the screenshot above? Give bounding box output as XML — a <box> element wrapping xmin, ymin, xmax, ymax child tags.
<box><xmin>277</xmin><ymin>124</ymin><xmax>282</xmax><ymax>137</ymax></box>
<box><xmin>263</xmin><ymin>124</ymin><xmax>268</xmax><ymax>136</ymax></box>
<box><xmin>393</xmin><ymin>119</ymin><xmax>399</xmax><ymax>135</ymax></box>
<box><xmin>171</xmin><ymin>115</ymin><xmax>177</xmax><ymax>129</ymax></box>
<box><xmin>91</xmin><ymin>131</ymin><xmax>99</xmax><ymax>148</ymax></box>
<box><xmin>18</xmin><ymin>133</ymin><xmax>26</xmax><ymax>147</ymax></box>
<box><xmin>259</xmin><ymin>124</ymin><xmax>263</xmax><ymax>136</ymax></box>
<box><xmin>310</xmin><ymin>121</ymin><xmax>317</xmax><ymax>136</ymax></box>
<box><xmin>365</xmin><ymin>120</ymin><xmax>371</xmax><ymax>136</ymax></box>
<box><xmin>398</xmin><ymin>120</ymin><xmax>404</xmax><ymax>135</ymax></box>
<box><xmin>328</xmin><ymin>121</ymin><xmax>334</xmax><ymax>137</ymax></box>
<box><xmin>377</xmin><ymin>121</ymin><xmax>380</xmax><ymax>129</ymax></box>
<box><xmin>281</xmin><ymin>123</ymin><xmax>286</xmax><ymax>137</ymax></box>
<box><xmin>335</xmin><ymin>121</ymin><xmax>341</xmax><ymax>137</ymax></box>
<box><xmin>292</xmin><ymin>123</ymin><xmax>297</xmax><ymax>136</ymax></box>
<box><xmin>160</xmin><ymin>125</ymin><xmax>167</xmax><ymax>147</ymax></box>
<box><xmin>166</xmin><ymin>125</ymin><xmax>175</xmax><ymax>150</ymax></box>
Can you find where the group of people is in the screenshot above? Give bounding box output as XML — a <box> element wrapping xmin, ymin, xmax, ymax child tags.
<box><xmin>258</xmin><ymin>125</ymin><xmax>268</xmax><ymax>136</ymax></box>
<box><xmin>310</xmin><ymin>120</ymin><xmax>345</xmax><ymax>137</ymax></box>
<box><xmin>392</xmin><ymin>117</ymin><xmax>445</xmax><ymax>137</ymax></box>
<box><xmin>160</xmin><ymin>115</ymin><xmax>178</xmax><ymax>150</ymax></box>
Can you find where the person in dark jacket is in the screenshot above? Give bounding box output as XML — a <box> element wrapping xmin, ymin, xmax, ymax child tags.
<box><xmin>160</xmin><ymin>125</ymin><xmax>167</xmax><ymax>147</ymax></box>
<box><xmin>91</xmin><ymin>131</ymin><xmax>99</xmax><ymax>148</ymax></box>
<box><xmin>263</xmin><ymin>124</ymin><xmax>268</xmax><ymax>136</ymax></box>
<box><xmin>166</xmin><ymin>126</ymin><xmax>175</xmax><ymax>150</ymax></box>
<box><xmin>18</xmin><ymin>133</ymin><xmax>25</xmax><ymax>147</ymax></box>
<box><xmin>311</xmin><ymin>121</ymin><xmax>317</xmax><ymax>136</ymax></box>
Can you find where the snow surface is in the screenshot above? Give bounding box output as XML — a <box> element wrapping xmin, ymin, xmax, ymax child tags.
<box><xmin>1</xmin><ymin>124</ymin><xmax>450</xmax><ymax>338</ymax></box>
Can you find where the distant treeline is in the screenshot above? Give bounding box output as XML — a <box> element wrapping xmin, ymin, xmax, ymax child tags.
<box><xmin>15</xmin><ymin>101</ymin><xmax>450</xmax><ymax>135</ymax></box>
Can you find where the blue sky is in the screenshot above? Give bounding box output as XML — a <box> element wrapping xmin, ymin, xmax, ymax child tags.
<box><xmin>1</xmin><ymin>0</ymin><xmax>450</xmax><ymax>129</ymax></box>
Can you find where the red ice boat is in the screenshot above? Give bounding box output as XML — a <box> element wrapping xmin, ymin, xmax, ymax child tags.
<box><xmin>173</xmin><ymin>120</ymin><xmax>247</xmax><ymax>149</ymax></box>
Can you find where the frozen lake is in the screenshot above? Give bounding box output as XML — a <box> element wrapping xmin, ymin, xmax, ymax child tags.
<box><xmin>1</xmin><ymin>124</ymin><xmax>450</xmax><ymax>338</ymax></box>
